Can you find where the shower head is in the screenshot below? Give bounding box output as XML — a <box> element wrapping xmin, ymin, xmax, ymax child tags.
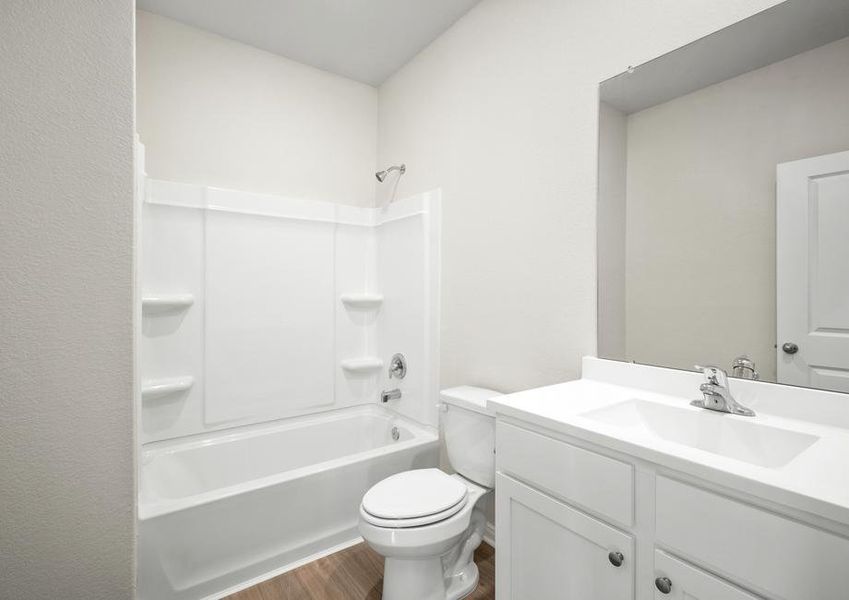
<box><xmin>375</xmin><ymin>164</ymin><xmax>406</xmax><ymax>182</ymax></box>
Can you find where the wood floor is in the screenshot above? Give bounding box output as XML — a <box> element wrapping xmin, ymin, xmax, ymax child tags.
<box><xmin>225</xmin><ymin>542</ymin><xmax>495</xmax><ymax>600</ymax></box>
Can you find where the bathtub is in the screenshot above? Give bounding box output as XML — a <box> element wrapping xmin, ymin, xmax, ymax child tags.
<box><xmin>138</xmin><ymin>405</ymin><xmax>439</xmax><ymax>600</ymax></box>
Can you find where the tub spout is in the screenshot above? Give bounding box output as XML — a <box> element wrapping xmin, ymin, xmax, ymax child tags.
<box><xmin>381</xmin><ymin>389</ymin><xmax>402</xmax><ymax>403</ymax></box>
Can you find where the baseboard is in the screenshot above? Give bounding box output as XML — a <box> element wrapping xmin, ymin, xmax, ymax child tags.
<box><xmin>483</xmin><ymin>521</ymin><xmax>496</xmax><ymax>548</ymax></box>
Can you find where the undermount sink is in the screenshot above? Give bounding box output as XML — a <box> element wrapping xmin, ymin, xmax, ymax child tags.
<box><xmin>580</xmin><ymin>399</ymin><xmax>819</xmax><ymax>468</ymax></box>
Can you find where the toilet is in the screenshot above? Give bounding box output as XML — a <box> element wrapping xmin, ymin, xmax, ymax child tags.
<box><xmin>358</xmin><ymin>386</ymin><xmax>501</xmax><ymax>600</ymax></box>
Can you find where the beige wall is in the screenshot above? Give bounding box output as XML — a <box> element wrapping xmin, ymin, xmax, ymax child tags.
<box><xmin>377</xmin><ymin>0</ymin><xmax>782</xmax><ymax>393</ymax></box>
<box><xmin>0</xmin><ymin>1</ymin><xmax>136</xmax><ymax>598</ymax></box>
<box><xmin>136</xmin><ymin>11</ymin><xmax>378</xmax><ymax>207</ymax></box>
<box><xmin>626</xmin><ymin>36</ymin><xmax>849</xmax><ymax>381</ymax></box>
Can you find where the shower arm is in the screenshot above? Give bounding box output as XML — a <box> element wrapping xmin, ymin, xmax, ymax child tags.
<box><xmin>375</xmin><ymin>164</ymin><xmax>406</xmax><ymax>182</ymax></box>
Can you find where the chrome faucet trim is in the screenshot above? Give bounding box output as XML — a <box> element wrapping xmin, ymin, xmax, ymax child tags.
<box><xmin>691</xmin><ymin>365</ymin><xmax>755</xmax><ymax>417</ymax></box>
<box><xmin>381</xmin><ymin>388</ymin><xmax>402</xmax><ymax>403</ymax></box>
<box><xmin>388</xmin><ymin>353</ymin><xmax>407</xmax><ymax>379</ymax></box>
<box><xmin>731</xmin><ymin>355</ymin><xmax>759</xmax><ymax>381</ymax></box>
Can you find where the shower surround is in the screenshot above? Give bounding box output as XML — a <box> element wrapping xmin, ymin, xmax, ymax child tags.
<box><xmin>137</xmin><ymin>175</ymin><xmax>441</xmax><ymax>599</ymax></box>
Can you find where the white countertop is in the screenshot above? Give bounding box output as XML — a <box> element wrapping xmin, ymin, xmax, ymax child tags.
<box><xmin>490</xmin><ymin>358</ymin><xmax>849</xmax><ymax>528</ymax></box>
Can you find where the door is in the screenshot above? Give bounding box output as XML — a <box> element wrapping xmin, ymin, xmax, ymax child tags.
<box><xmin>495</xmin><ymin>473</ymin><xmax>634</xmax><ymax>600</ymax></box>
<box><xmin>653</xmin><ymin>551</ymin><xmax>762</xmax><ymax>600</ymax></box>
<box><xmin>777</xmin><ymin>150</ymin><xmax>849</xmax><ymax>392</ymax></box>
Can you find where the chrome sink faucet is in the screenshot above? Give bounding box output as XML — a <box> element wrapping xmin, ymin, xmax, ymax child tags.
<box><xmin>691</xmin><ymin>365</ymin><xmax>756</xmax><ymax>417</ymax></box>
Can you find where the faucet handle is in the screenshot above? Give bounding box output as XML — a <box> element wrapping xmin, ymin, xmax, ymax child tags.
<box><xmin>388</xmin><ymin>353</ymin><xmax>407</xmax><ymax>379</ymax></box>
<box><xmin>694</xmin><ymin>365</ymin><xmax>728</xmax><ymax>387</ymax></box>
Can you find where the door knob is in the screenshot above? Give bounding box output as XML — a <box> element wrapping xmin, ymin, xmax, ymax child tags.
<box><xmin>655</xmin><ymin>576</ymin><xmax>672</xmax><ymax>594</ymax></box>
<box><xmin>608</xmin><ymin>551</ymin><xmax>624</xmax><ymax>567</ymax></box>
<box><xmin>782</xmin><ymin>342</ymin><xmax>799</xmax><ymax>355</ymax></box>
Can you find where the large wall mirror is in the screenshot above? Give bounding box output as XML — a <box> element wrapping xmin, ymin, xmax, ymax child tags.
<box><xmin>597</xmin><ymin>0</ymin><xmax>849</xmax><ymax>393</ymax></box>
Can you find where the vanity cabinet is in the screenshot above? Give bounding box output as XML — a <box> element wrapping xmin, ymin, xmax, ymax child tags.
<box><xmin>496</xmin><ymin>421</ymin><xmax>633</xmax><ymax>527</ymax></box>
<box><xmin>495</xmin><ymin>419</ymin><xmax>849</xmax><ymax>600</ymax></box>
<box><xmin>655</xmin><ymin>476</ymin><xmax>849</xmax><ymax>600</ymax></box>
<box><xmin>653</xmin><ymin>551</ymin><xmax>761</xmax><ymax>600</ymax></box>
<box><xmin>495</xmin><ymin>473</ymin><xmax>634</xmax><ymax>599</ymax></box>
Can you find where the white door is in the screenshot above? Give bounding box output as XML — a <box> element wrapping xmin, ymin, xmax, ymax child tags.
<box><xmin>653</xmin><ymin>551</ymin><xmax>761</xmax><ymax>600</ymax></box>
<box><xmin>495</xmin><ymin>473</ymin><xmax>634</xmax><ymax>600</ymax></box>
<box><xmin>777</xmin><ymin>150</ymin><xmax>849</xmax><ymax>392</ymax></box>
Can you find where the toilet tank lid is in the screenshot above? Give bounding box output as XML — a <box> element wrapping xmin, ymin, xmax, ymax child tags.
<box><xmin>440</xmin><ymin>386</ymin><xmax>502</xmax><ymax>416</ymax></box>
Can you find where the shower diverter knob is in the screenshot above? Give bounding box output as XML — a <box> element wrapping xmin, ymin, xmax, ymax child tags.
<box><xmin>389</xmin><ymin>353</ymin><xmax>407</xmax><ymax>379</ymax></box>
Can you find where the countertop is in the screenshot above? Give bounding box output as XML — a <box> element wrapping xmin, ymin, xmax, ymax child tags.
<box><xmin>490</xmin><ymin>359</ymin><xmax>849</xmax><ymax>528</ymax></box>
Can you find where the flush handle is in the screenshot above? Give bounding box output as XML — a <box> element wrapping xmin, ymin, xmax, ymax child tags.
<box><xmin>655</xmin><ymin>577</ymin><xmax>672</xmax><ymax>594</ymax></box>
<box><xmin>608</xmin><ymin>551</ymin><xmax>624</xmax><ymax>567</ymax></box>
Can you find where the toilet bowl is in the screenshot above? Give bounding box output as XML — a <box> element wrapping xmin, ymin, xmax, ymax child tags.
<box><xmin>358</xmin><ymin>386</ymin><xmax>501</xmax><ymax>600</ymax></box>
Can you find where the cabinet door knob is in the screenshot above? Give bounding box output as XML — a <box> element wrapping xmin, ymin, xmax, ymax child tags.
<box><xmin>655</xmin><ymin>576</ymin><xmax>672</xmax><ymax>594</ymax></box>
<box><xmin>608</xmin><ymin>551</ymin><xmax>624</xmax><ymax>567</ymax></box>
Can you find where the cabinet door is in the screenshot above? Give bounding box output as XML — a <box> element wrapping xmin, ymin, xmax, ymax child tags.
<box><xmin>496</xmin><ymin>473</ymin><xmax>634</xmax><ymax>600</ymax></box>
<box><xmin>653</xmin><ymin>551</ymin><xmax>762</xmax><ymax>600</ymax></box>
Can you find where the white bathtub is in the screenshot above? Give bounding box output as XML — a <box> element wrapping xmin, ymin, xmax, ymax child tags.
<box><xmin>138</xmin><ymin>405</ymin><xmax>439</xmax><ymax>600</ymax></box>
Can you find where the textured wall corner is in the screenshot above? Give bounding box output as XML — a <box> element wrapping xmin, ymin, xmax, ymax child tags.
<box><xmin>0</xmin><ymin>1</ymin><xmax>136</xmax><ymax>598</ymax></box>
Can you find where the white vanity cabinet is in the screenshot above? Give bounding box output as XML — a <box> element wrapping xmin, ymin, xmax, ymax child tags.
<box><xmin>496</xmin><ymin>473</ymin><xmax>634</xmax><ymax>599</ymax></box>
<box><xmin>652</xmin><ymin>551</ymin><xmax>761</xmax><ymax>600</ymax></box>
<box><xmin>495</xmin><ymin>418</ymin><xmax>849</xmax><ymax>600</ymax></box>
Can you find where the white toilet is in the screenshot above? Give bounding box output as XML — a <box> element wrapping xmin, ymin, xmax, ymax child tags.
<box><xmin>358</xmin><ymin>386</ymin><xmax>501</xmax><ymax>600</ymax></box>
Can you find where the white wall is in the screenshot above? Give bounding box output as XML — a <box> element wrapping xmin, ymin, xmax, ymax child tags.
<box><xmin>136</xmin><ymin>11</ymin><xmax>378</xmax><ymax>207</ymax></box>
<box><xmin>625</xmin><ymin>36</ymin><xmax>849</xmax><ymax>381</ymax></box>
<box><xmin>597</xmin><ymin>102</ymin><xmax>628</xmax><ymax>360</ymax></box>
<box><xmin>377</xmin><ymin>0</ymin><xmax>783</xmax><ymax>393</ymax></box>
<box><xmin>0</xmin><ymin>1</ymin><xmax>136</xmax><ymax>598</ymax></box>
<box><xmin>140</xmin><ymin>180</ymin><xmax>440</xmax><ymax>442</ymax></box>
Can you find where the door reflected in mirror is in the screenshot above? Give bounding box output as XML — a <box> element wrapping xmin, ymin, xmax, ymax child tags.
<box><xmin>596</xmin><ymin>0</ymin><xmax>849</xmax><ymax>393</ymax></box>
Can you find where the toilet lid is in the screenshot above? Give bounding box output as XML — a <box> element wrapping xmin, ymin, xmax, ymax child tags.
<box><xmin>362</xmin><ymin>469</ymin><xmax>468</xmax><ymax>521</ymax></box>
<box><xmin>360</xmin><ymin>495</ymin><xmax>468</xmax><ymax>528</ymax></box>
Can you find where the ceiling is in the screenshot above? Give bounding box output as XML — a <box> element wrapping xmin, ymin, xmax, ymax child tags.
<box><xmin>601</xmin><ymin>0</ymin><xmax>849</xmax><ymax>114</ymax></box>
<box><xmin>137</xmin><ymin>0</ymin><xmax>483</xmax><ymax>86</ymax></box>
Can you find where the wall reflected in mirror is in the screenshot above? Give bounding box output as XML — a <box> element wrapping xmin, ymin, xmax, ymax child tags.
<box><xmin>597</xmin><ymin>0</ymin><xmax>849</xmax><ymax>393</ymax></box>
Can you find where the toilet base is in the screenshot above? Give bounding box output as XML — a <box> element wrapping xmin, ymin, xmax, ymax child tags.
<box><xmin>446</xmin><ymin>562</ymin><xmax>479</xmax><ymax>600</ymax></box>
<box><xmin>380</xmin><ymin>549</ymin><xmax>481</xmax><ymax>600</ymax></box>
<box><xmin>383</xmin><ymin>556</ymin><xmax>446</xmax><ymax>600</ymax></box>
<box><xmin>379</xmin><ymin>506</ymin><xmax>486</xmax><ymax>600</ymax></box>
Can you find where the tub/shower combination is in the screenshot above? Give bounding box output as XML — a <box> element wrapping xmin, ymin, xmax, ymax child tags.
<box><xmin>138</xmin><ymin>178</ymin><xmax>442</xmax><ymax>599</ymax></box>
<box><xmin>138</xmin><ymin>405</ymin><xmax>438</xmax><ymax>600</ymax></box>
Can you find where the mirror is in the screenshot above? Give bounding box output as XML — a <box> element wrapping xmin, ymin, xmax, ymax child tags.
<box><xmin>597</xmin><ymin>0</ymin><xmax>849</xmax><ymax>392</ymax></box>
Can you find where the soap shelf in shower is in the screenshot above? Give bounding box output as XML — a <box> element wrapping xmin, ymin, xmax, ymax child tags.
<box><xmin>340</xmin><ymin>357</ymin><xmax>384</xmax><ymax>374</ymax></box>
<box><xmin>141</xmin><ymin>376</ymin><xmax>194</xmax><ymax>400</ymax></box>
<box><xmin>142</xmin><ymin>293</ymin><xmax>195</xmax><ymax>314</ymax></box>
<box><xmin>340</xmin><ymin>293</ymin><xmax>384</xmax><ymax>309</ymax></box>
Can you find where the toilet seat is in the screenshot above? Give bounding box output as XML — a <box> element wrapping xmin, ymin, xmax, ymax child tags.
<box><xmin>361</xmin><ymin>469</ymin><xmax>469</xmax><ymax>528</ymax></box>
<box><xmin>361</xmin><ymin>495</ymin><xmax>468</xmax><ymax>528</ymax></box>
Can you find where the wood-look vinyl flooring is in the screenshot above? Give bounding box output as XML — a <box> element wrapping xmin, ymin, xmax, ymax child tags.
<box><xmin>225</xmin><ymin>542</ymin><xmax>495</xmax><ymax>600</ymax></box>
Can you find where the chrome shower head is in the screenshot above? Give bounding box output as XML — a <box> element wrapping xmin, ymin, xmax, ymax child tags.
<box><xmin>375</xmin><ymin>164</ymin><xmax>406</xmax><ymax>182</ymax></box>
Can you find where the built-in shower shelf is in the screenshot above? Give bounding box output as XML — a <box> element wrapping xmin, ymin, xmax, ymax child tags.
<box><xmin>141</xmin><ymin>376</ymin><xmax>194</xmax><ymax>401</ymax></box>
<box><xmin>340</xmin><ymin>293</ymin><xmax>384</xmax><ymax>309</ymax></box>
<box><xmin>142</xmin><ymin>293</ymin><xmax>195</xmax><ymax>314</ymax></box>
<box><xmin>340</xmin><ymin>357</ymin><xmax>384</xmax><ymax>374</ymax></box>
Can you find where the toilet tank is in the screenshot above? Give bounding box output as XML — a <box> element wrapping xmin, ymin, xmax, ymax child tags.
<box><xmin>441</xmin><ymin>386</ymin><xmax>502</xmax><ymax>488</ymax></box>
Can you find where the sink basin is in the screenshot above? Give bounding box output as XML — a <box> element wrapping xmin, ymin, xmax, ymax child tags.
<box><xmin>580</xmin><ymin>399</ymin><xmax>819</xmax><ymax>468</ymax></box>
